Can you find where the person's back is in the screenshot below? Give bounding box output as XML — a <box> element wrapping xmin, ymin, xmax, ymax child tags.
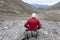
<box><xmin>24</xmin><ymin>13</ymin><xmax>41</xmax><ymax>31</ymax></box>
<box><xmin>22</xmin><ymin>13</ymin><xmax>41</xmax><ymax>40</ymax></box>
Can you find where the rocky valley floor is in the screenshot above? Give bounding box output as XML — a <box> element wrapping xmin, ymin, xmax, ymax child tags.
<box><xmin>0</xmin><ymin>15</ymin><xmax>60</xmax><ymax>40</ymax></box>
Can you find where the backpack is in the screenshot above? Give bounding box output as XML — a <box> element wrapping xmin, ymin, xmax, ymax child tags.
<box><xmin>24</xmin><ymin>30</ymin><xmax>38</xmax><ymax>38</ymax></box>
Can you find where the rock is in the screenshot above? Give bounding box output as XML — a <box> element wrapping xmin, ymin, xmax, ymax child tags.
<box><xmin>44</xmin><ymin>31</ymin><xmax>48</xmax><ymax>35</ymax></box>
<box><xmin>4</xmin><ymin>27</ymin><xmax>8</xmax><ymax>29</ymax></box>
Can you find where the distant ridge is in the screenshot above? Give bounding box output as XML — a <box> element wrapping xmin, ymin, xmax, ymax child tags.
<box><xmin>31</xmin><ymin>4</ymin><xmax>49</xmax><ymax>10</ymax></box>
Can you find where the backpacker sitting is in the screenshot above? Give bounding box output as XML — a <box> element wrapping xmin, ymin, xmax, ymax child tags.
<box><xmin>22</xmin><ymin>13</ymin><xmax>42</xmax><ymax>40</ymax></box>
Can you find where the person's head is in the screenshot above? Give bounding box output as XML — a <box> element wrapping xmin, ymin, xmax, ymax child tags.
<box><xmin>32</xmin><ymin>13</ymin><xmax>36</xmax><ymax>18</ymax></box>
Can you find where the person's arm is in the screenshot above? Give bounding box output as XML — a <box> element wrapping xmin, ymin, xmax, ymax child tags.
<box><xmin>24</xmin><ymin>20</ymin><xmax>29</xmax><ymax>28</ymax></box>
<box><xmin>37</xmin><ymin>20</ymin><xmax>41</xmax><ymax>29</ymax></box>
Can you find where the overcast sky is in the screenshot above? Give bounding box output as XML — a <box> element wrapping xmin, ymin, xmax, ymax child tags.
<box><xmin>22</xmin><ymin>0</ymin><xmax>60</xmax><ymax>6</ymax></box>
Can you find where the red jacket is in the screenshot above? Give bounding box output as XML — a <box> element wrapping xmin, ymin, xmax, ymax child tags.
<box><xmin>24</xmin><ymin>17</ymin><xmax>41</xmax><ymax>31</ymax></box>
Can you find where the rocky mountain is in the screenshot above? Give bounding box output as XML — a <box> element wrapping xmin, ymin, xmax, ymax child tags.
<box><xmin>46</xmin><ymin>2</ymin><xmax>60</xmax><ymax>10</ymax></box>
<box><xmin>0</xmin><ymin>0</ymin><xmax>39</xmax><ymax>15</ymax></box>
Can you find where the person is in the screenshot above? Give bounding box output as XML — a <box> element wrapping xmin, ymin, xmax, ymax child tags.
<box><xmin>24</xmin><ymin>13</ymin><xmax>41</xmax><ymax>31</ymax></box>
<box><xmin>22</xmin><ymin>13</ymin><xmax>41</xmax><ymax>40</ymax></box>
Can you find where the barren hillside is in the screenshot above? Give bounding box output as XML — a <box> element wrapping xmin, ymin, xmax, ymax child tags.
<box><xmin>46</xmin><ymin>2</ymin><xmax>60</xmax><ymax>10</ymax></box>
<box><xmin>0</xmin><ymin>0</ymin><xmax>39</xmax><ymax>16</ymax></box>
<box><xmin>39</xmin><ymin>2</ymin><xmax>60</xmax><ymax>22</ymax></box>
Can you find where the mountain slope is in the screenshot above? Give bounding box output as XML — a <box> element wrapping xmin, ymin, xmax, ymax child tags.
<box><xmin>0</xmin><ymin>0</ymin><xmax>39</xmax><ymax>15</ymax></box>
<box><xmin>46</xmin><ymin>2</ymin><xmax>60</xmax><ymax>10</ymax></box>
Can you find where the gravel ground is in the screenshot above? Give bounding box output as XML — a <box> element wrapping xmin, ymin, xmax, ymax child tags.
<box><xmin>0</xmin><ymin>15</ymin><xmax>60</xmax><ymax>40</ymax></box>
